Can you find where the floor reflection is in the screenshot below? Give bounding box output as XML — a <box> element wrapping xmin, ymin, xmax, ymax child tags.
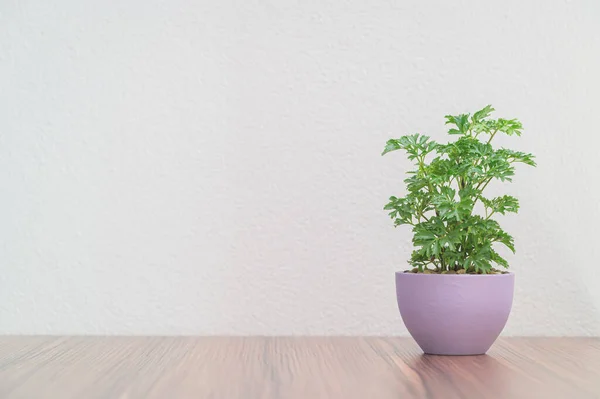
<box><xmin>400</xmin><ymin>354</ymin><xmax>514</xmax><ymax>398</ymax></box>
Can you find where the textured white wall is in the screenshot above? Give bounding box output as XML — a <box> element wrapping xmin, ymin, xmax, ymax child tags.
<box><xmin>1</xmin><ymin>0</ymin><xmax>600</xmax><ymax>336</ymax></box>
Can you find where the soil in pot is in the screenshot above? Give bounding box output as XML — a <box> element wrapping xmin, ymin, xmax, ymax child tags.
<box><xmin>404</xmin><ymin>267</ymin><xmax>509</xmax><ymax>275</ymax></box>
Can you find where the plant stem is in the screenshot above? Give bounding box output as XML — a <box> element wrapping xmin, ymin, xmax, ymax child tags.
<box><xmin>486</xmin><ymin>129</ymin><xmax>499</xmax><ymax>145</ymax></box>
<box><xmin>474</xmin><ymin>176</ymin><xmax>493</xmax><ymax>193</ymax></box>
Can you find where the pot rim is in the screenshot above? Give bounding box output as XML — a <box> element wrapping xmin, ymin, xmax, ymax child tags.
<box><xmin>396</xmin><ymin>271</ymin><xmax>514</xmax><ymax>277</ymax></box>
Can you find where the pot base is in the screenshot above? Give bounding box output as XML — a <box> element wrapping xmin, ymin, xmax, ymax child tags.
<box><xmin>423</xmin><ymin>351</ymin><xmax>486</xmax><ymax>356</ymax></box>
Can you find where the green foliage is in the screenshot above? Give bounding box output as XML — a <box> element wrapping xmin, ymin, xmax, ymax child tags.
<box><xmin>382</xmin><ymin>105</ymin><xmax>536</xmax><ymax>274</ymax></box>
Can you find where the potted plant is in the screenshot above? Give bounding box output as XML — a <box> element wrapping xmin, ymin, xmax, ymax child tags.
<box><xmin>382</xmin><ymin>105</ymin><xmax>536</xmax><ymax>355</ymax></box>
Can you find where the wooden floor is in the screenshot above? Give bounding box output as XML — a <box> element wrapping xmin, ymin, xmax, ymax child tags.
<box><xmin>0</xmin><ymin>337</ymin><xmax>599</xmax><ymax>398</ymax></box>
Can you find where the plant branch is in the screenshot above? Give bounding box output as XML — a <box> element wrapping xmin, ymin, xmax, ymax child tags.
<box><xmin>486</xmin><ymin>129</ymin><xmax>499</xmax><ymax>144</ymax></box>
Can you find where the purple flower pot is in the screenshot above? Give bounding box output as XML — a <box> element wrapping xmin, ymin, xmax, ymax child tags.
<box><xmin>395</xmin><ymin>272</ymin><xmax>514</xmax><ymax>355</ymax></box>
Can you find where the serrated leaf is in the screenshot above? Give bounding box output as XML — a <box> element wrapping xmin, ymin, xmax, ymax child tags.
<box><xmin>445</xmin><ymin>114</ymin><xmax>471</xmax><ymax>135</ymax></box>
<box><xmin>381</xmin><ymin>139</ymin><xmax>402</xmax><ymax>155</ymax></box>
<box><xmin>482</xmin><ymin>195</ymin><xmax>519</xmax><ymax>215</ymax></box>
<box><xmin>491</xmin><ymin>249</ymin><xmax>509</xmax><ymax>268</ymax></box>
<box><xmin>472</xmin><ymin>105</ymin><xmax>495</xmax><ymax>122</ymax></box>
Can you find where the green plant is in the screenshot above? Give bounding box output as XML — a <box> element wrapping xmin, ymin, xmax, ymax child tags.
<box><xmin>382</xmin><ymin>105</ymin><xmax>536</xmax><ymax>274</ymax></box>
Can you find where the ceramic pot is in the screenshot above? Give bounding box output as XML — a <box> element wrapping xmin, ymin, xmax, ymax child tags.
<box><xmin>395</xmin><ymin>272</ymin><xmax>514</xmax><ymax>355</ymax></box>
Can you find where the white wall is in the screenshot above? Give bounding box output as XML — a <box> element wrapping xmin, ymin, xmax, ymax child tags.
<box><xmin>1</xmin><ymin>0</ymin><xmax>600</xmax><ymax>336</ymax></box>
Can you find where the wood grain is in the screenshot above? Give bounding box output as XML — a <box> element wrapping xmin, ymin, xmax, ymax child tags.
<box><xmin>0</xmin><ymin>337</ymin><xmax>599</xmax><ymax>398</ymax></box>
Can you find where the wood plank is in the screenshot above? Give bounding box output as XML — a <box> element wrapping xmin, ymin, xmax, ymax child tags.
<box><xmin>0</xmin><ymin>337</ymin><xmax>598</xmax><ymax>398</ymax></box>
